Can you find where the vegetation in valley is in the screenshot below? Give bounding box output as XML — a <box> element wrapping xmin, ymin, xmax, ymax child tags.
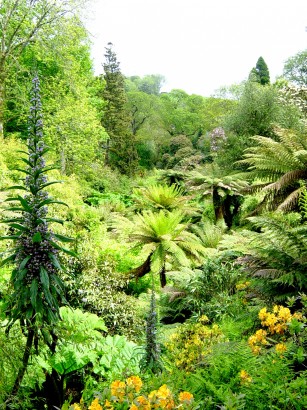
<box><xmin>0</xmin><ymin>1</ymin><xmax>307</xmax><ymax>409</ymax></box>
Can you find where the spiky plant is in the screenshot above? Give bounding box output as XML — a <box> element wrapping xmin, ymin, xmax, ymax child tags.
<box><xmin>133</xmin><ymin>183</ymin><xmax>200</xmax><ymax>218</ymax></box>
<box><xmin>140</xmin><ymin>274</ymin><xmax>163</xmax><ymax>374</ymax></box>
<box><xmin>122</xmin><ymin>209</ymin><xmax>205</xmax><ymax>287</ymax></box>
<box><xmin>0</xmin><ymin>75</ymin><xmax>73</xmax><ymax>397</ymax></box>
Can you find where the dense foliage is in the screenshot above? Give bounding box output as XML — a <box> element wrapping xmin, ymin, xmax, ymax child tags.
<box><xmin>0</xmin><ymin>2</ymin><xmax>307</xmax><ymax>408</ymax></box>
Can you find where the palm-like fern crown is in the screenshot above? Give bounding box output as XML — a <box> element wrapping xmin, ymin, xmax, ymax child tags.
<box><xmin>133</xmin><ymin>184</ymin><xmax>186</xmax><ymax>211</ymax></box>
<box><xmin>187</xmin><ymin>164</ymin><xmax>248</xmax><ymax>197</ymax></box>
<box><xmin>239</xmin><ymin>128</ymin><xmax>307</xmax><ymax>178</ymax></box>
<box><xmin>239</xmin><ymin>128</ymin><xmax>307</xmax><ymax>212</ymax></box>
<box><xmin>131</xmin><ymin>209</ymin><xmax>205</xmax><ymax>274</ymax></box>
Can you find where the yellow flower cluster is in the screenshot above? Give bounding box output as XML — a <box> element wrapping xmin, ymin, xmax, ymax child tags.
<box><xmin>165</xmin><ymin>320</ymin><xmax>226</xmax><ymax>372</ymax></box>
<box><xmin>248</xmin><ymin>329</ymin><xmax>268</xmax><ymax>354</ymax></box>
<box><xmin>236</xmin><ymin>281</ymin><xmax>251</xmax><ymax>291</ymax></box>
<box><xmin>248</xmin><ymin>305</ymin><xmax>304</xmax><ymax>355</ymax></box>
<box><xmin>70</xmin><ymin>376</ymin><xmax>194</xmax><ymax>409</ymax></box>
<box><xmin>239</xmin><ymin>370</ymin><xmax>252</xmax><ymax>385</ymax></box>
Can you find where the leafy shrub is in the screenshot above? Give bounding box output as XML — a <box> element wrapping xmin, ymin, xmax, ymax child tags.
<box><xmin>68</xmin><ymin>375</ymin><xmax>195</xmax><ymax>410</ymax></box>
<box><xmin>164</xmin><ymin>316</ymin><xmax>227</xmax><ymax>372</ymax></box>
<box><xmin>72</xmin><ymin>260</ymin><xmax>145</xmax><ymax>340</ymax></box>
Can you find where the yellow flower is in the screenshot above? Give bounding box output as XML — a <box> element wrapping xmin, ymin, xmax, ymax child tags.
<box><xmin>129</xmin><ymin>405</ymin><xmax>138</xmax><ymax>410</ymax></box>
<box><xmin>275</xmin><ymin>343</ymin><xmax>287</xmax><ymax>354</ymax></box>
<box><xmin>240</xmin><ymin>370</ymin><xmax>252</xmax><ymax>384</ymax></box>
<box><xmin>111</xmin><ymin>380</ymin><xmax>126</xmax><ymax>397</ymax></box>
<box><xmin>72</xmin><ymin>405</ymin><xmax>82</xmax><ymax>410</ymax></box>
<box><xmin>199</xmin><ymin>315</ymin><xmax>209</xmax><ymax>323</ymax></box>
<box><xmin>179</xmin><ymin>391</ymin><xmax>194</xmax><ymax>402</ymax></box>
<box><xmin>135</xmin><ymin>395</ymin><xmax>151</xmax><ymax>409</ymax></box>
<box><xmin>278</xmin><ymin>306</ymin><xmax>291</xmax><ymax>322</ymax></box>
<box><xmin>126</xmin><ymin>375</ymin><xmax>143</xmax><ymax>392</ymax></box>
<box><xmin>258</xmin><ymin>307</ymin><xmax>267</xmax><ymax>321</ymax></box>
<box><xmin>157</xmin><ymin>384</ymin><xmax>172</xmax><ymax>399</ymax></box>
<box><xmin>88</xmin><ymin>398</ymin><xmax>103</xmax><ymax>410</ymax></box>
<box><xmin>148</xmin><ymin>390</ymin><xmax>158</xmax><ymax>402</ymax></box>
<box><xmin>104</xmin><ymin>399</ymin><xmax>114</xmax><ymax>409</ymax></box>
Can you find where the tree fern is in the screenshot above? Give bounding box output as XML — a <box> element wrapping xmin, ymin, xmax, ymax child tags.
<box><xmin>230</xmin><ymin>213</ymin><xmax>307</xmax><ymax>300</ymax></box>
<box><xmin>239</xmin><ymin>128</ymin><xmax>307</xmax><ymax>212</ymax></box>
<box><xmin>116</xmin><ymin>209</ymin><xmax>206</xmax><ymax>287</ymax></box>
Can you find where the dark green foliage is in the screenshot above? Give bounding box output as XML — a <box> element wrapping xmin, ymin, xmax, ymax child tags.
<box><xmin>102</xmin><ymin>43</ymin><xmax>139</xmax><ymax>175</ymax></box>
<box><xmin>242</xmin><ymin>214</ymin><xmax>307</xmax><ymax>301</ymax></box>
<box><xmin>140</xmin><ymin>285</ymin><xmax>163</xmax><ymax>374</ymax></box>
<box><xmin>160</xmin><ymin>257</ymin><xmax>243</xmax><ymax>322</ymax></box>
<box><xmin>1</xmin><ymin>76</ymin><xmax>72</xmax><ymax>398</ymax></box>
<box><xmin>2</xmin><ymin>76</ymin><xmax>70</xmax><ymax>335</ymax></box>
<box><xmin>249</xmin><ymin>57</ymin><xmax>270</xmax><ymax>85</ymax></box>
<box><xmin>238</xmin><ymin>128</ymin><xmax>307</xmax><ymax>213</ymax></box>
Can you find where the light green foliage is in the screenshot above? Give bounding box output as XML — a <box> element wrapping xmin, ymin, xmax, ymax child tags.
<box><xmin>164</xmin><ymin>317</ymin><xmax>226</xmax><ymax>372</ymax></box>
<box><xmin>0</xmin><ymin>0</ymin><xmax>87</xmax><ymax>136</ymax></box>
<box><xmin>132</xmin><ymin>183</ymin><xmax>193</xmax><ymax>214</ymax></box>
<box><xmin>283</xmin><ymin>49</ymin><xmax>307</xmax><ymax>87</ymax></box>
<box><xmin>125</xmin><ymin>209</ymin><xmax>206</xmax><ymax>286</ymax></box>
<box><xmin>126</xmin><ymin>74</ymin><xmax>165</xmax><ymax>95</ymax></box>
<box><xmin>72</xmin><ymin>259</ymin><xmax>145</xmax><ymax>340</ymax></box>
<box><xmin>224</xmin><ymin>80</ymin><xmax>279</xmax><ymax>137</ymax></box>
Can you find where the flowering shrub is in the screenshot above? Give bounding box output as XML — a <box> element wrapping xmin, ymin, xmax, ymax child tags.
<box><xmin>248</xmin><ymin>305</ymin><xmax>305</xmax><ymax>355</ymax></box>
<box><xmin>165</xmin><ymin>316</ymin><xmax>226</xmax><ymax>372</ymax></box>
<box><xmin>68</xmin><ymin>376</ymin><xmax>195</xmax><ymax>409</ymax></box>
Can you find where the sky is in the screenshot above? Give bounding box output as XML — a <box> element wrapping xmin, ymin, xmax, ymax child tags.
<box><xmin>83</xmin><ymin>0</ymin><xmax>307</xmax><ymax>97</ymax></box>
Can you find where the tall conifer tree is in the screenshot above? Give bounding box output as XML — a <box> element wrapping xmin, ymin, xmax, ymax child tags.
<box><xmin>102</xmin><ymin>43</ymin><xmax>138</xmax><ymax>175</ymax></box>
<box><xmin>249</xmin><ymin>56</ymin><xmax>270</xmax><ymax>85</ymax></box>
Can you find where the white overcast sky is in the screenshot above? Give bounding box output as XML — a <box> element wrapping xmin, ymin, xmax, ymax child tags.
<box><xmin>83</xmin><ymin>0</ymin><xmax>307</xmax><ymax>96</ymax></box>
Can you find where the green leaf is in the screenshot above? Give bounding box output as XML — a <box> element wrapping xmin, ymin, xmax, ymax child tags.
<box><xmin>32</xmin><ymin>232</ymin><xmax>42</xmax><ymax>243</ymax></box>
<box><xmin>38</xmin><ymin>181</ymin><xmax>63</xmax><ymax>190</ymax></box>
<box><xmin>30</xmin><ymin>279</ymin><xmax>38</xmax><ymax>309</ymax></box>
<box><xmin>0</xmin><ymin>235</ymin><xmax>20</xmax><ymax>240</ymax></box>
<box><xmin>40</xmin><ymin>266</ymin><xmax>50</xmax><ymax>289</ymax></box>
<box><xmin>8</xmin><ymin>223</ymin><xmax>29</xmax><ymax>232</ymax></box>
<box><xmin>11</xmin><ymin>168</ymin><xmax>32</xmax><ymax>175</ymax></box>
<box><xmin>49</xmin><ymin>240</ymin><xmax>77</xmax><ymax>257</ymax></box>
<box><xmin>0</xmin><ymin>253</ymin><xmax>16</xmax><ymax>267</ymax></box>
<box><xmin>17</xmin><ymin>196</ymin><xmax>32</xmax><ymax>212</ymax></box>
<box><xmin>1</xmin><ymin>185</ymin><xmax>28</xmax><ymax>191</ymax></box>
<box><xmin>53</xmin><ymin>233</ymin><xmax>74</xmax><ymax>243</ymax></box>
<box><xmin>48</xmin><ymin>253</ymin><xmax>62</xmax><ymax>271</ymax></box>
<box><xmin>45</xmin><ymin>217</ymin><xmax>64</xmax><ymax>225</ymax></box>
<box><xmin>19</xmin><ymin>255</ymin><xmax>31</xmax><ymax>271</ymax></box>
<box><xmin>38</xmin><ymin>199</ymin><xmax>68</xmax><ymax>208</ymax></box>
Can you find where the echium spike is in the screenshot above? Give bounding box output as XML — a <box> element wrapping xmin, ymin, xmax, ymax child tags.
<box><xmin>25</xmin><ymin>75</ymin><xmax>47</xmax><ymax>195</ymax></box>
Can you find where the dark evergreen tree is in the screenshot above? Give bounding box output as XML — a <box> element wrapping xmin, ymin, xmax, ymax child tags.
<box><xmin>249</xmin><ymin>57</ymin><xmax>270</xmax><ymax>85</ymax></box>
<box><xmin>102</xmin><ymin>43</ymin><xmax>139</xmax><ymax>175</ymax></box>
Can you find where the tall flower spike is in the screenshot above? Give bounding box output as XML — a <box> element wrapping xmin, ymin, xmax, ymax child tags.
<box><xmin>2</xmin><ymin>74</ymin><xmax>73</xmax><ymax>335</ymax></box>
